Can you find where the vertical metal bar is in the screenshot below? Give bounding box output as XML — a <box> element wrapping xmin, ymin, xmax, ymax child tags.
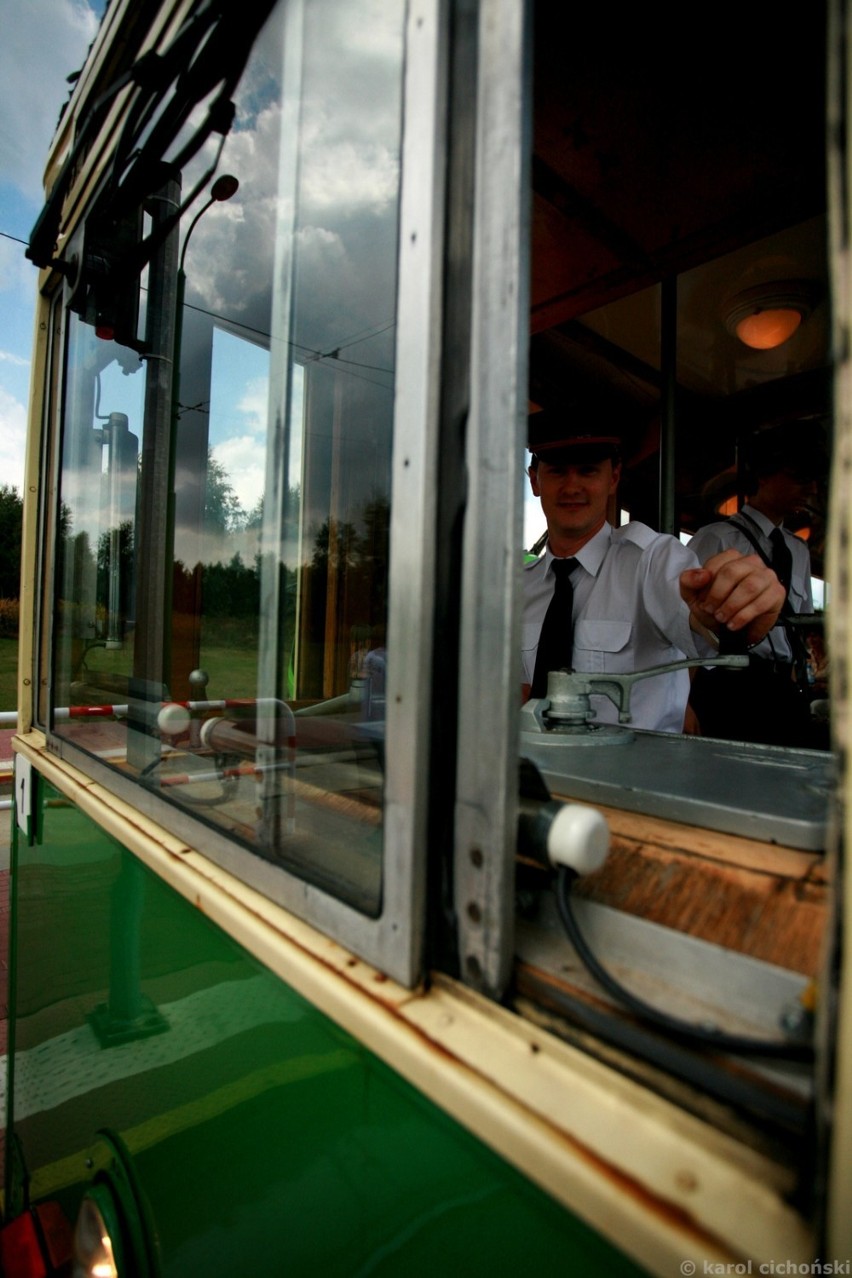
<box><xmin>425</xmin><ymin>0</ymin><xmax>478</xmax><ymax>975</ymax></box>
<box><xmin>380</xmin><ymin>0</ymin><xmax>450</xmax><ymax>982</ymax></box>
<box><xmin>823</xmin><ymin>0</ymin><xmax>851</xmax><ymax>1259</ymax></box>
<box><xmin>260</xmin><ymin>0</ymin><xmax>303</xmax><ymax>719</ymax></box>
<box><xmin>659</xmin><ymin>274</ymin><xmax>677</xmax><ymax>535</ymax></box>
<box><xmin>128</xmin><ymin>179</ymin><xmax>180</xmax><ymax>770</ymax></box>
<box><xmin>454</xmin><ymin>0</ymin><xmax>530</xmax><ymax>998</ymax></box>
<box><xmin>104</xmin><ymin>412</ymin><xmax>137</xmax><ymax>650</ymax></box>
<box><xmin>323</xmin><ymin>379</ymin><xmax>345</xmax><ymax>698</ymax></box>
<box><xmin>255</xmin><ymin>0</ymin><xmax>450</xmax><ymax>985</ymax></box>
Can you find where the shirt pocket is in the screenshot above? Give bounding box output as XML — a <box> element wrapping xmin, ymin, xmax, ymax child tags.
<box><xmin>572</xmin><ymin>619</ymin><xmax>633</xmax><ymax>673</ymax></box>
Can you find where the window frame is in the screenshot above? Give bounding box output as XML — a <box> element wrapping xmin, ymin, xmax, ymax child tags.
<box><xmin>41</xmin><ymin>0</ymin><xmax>453</xmax><ymax>989</ymax></box>
<box><xmin>452</xmin><ymin>0</ymin><xmax>531</xmax><ymax>999</ymax></box>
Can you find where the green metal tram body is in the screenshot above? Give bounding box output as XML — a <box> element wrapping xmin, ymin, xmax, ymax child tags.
<box><xmin>9</xmin><ymin>781</ymin><xmax>632</xmax><ymax>1276</ymax></box>
<box><xmin>3</xmin><ymin>1</ymin><xmax>851</xmax><ymax>1275</ymax></box>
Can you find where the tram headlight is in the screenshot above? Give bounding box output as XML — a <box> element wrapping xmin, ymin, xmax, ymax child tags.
<box><xmin>70</xmin><ymin>1133</ymin><xmax>153</xmax><ymax>1278</ymax></box>
<box><xmin>72</xmin><ymin>1188</ymin><xmax>122</xmax><ymax>1278</ymax></box>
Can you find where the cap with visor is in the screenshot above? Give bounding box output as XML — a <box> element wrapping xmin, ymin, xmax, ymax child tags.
<box><xmin>528</xmin><ymin>411</ymin><xmax>622</xmax><ymax>465</ymax></box>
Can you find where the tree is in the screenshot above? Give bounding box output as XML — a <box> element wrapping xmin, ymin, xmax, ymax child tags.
<box><xmin>0</xmin><ymin>486</ymin><xmax>23</xmax><ymax>599</ymax></box>
<box><xmin>96</xmin><ymin>519</ymin><xmax>135</xmax><ymax>629</ymax></box>
<box><xmin>204</xmin><ymin>452</ymin><xmax>245</xmax><ymax>534</ymax></box>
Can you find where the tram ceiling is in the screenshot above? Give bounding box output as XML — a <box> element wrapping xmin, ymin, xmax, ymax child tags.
<box><xmin>527</xmin><ymin>4</ymin><xmax>830</xmax><ymax>438</ymax></box>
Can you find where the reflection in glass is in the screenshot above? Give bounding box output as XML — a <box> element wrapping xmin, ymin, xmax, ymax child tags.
<box><xmin>258</xmin><ymin>0</ymin><xmax>405</xmax><ymax>910</ymax></box>
<box><xmin>51</xmin><ymin>0</ymin><xmax>406</xmax><ymax>917</ymax></box>
<box><xmin>53</xmin><ymin>319</ymin><xmax>146</xmax><ymax>719</ymax></box>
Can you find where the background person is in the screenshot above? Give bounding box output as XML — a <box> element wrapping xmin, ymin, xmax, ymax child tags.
<box><xmin>687</xmin><ymin>422</ymin><xmax>827</xmax><ymax>747</ymax></box>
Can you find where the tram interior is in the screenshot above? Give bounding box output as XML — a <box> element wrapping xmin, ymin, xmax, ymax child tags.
<box><xmin>509</xmin><ymin>3</ymin><xmax>831</xmax><ymax>1180</ymax></box>
<box><xmin>528</xmin><ymin>7</ymin><xmax>828</xmax><ymax>542</ymax></box>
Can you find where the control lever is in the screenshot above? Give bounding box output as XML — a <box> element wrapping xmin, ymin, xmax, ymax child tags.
<box><xmin>718</xmin><ymin>623</ymin><xmax>750</xmax><ymax>656</ymax></box>
<box><xmin>530</xmin><ymin>653</ymin><xmax>749</xmax><ymax>734</ymax></box>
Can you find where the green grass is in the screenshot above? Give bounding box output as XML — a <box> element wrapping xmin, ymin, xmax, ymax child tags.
<box><xmin>69</xmin><ymin>628</ymin><xmax>261</xmax><ymax>703</ymax></box>
<box><xmin>0</xmin><ymin>637</ymin><xmax>17</xmax><ymax>714</ymax></box>
<box><xmin>0</xmin><ymin>626</ymin><xmax>265</xmax><ymax>715</ymax></box>
<box><xmin>195</xmin><ymin>641</ymin><xmax>259</xmax><ymax>700</ymax></box>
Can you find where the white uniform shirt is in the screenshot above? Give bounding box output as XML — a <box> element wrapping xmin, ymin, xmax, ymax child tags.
<box><xmin>688</xmin><ymin>505</ymin><xmax>812</xmax><ymax>664</ymax></box>
<box><xmin>522</xmin><ymin>521</ymin><xmax>707</xmax><ymax>733</ymax></box>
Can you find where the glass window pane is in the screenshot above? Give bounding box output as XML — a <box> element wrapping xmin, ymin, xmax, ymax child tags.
<box><xmin>51</xmin><ymin>0</ymin><xmax>406</xmax><ymax>918</ymax></box>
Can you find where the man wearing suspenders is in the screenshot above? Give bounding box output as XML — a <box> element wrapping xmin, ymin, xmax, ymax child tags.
<box><xmin>688</xmin><ymin>422</ymin><xmax>827</xmax><ymax>748</ymax></box>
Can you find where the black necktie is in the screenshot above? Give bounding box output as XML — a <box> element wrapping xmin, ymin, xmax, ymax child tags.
<box><xmin>769</xmin><ymin>527</ymin><xmax>793</xmax><ymax>596</ymax></box>
<box><xmin>531</xmin><ymin>558</ymin><xmax>577</xmax><ymax>698</ymax></box>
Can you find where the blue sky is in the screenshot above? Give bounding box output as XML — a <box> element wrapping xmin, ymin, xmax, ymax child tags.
<box><xmin>0</xmin><ymin>0</ymin><xmax>106</xmax><ymax>495</ymax></box>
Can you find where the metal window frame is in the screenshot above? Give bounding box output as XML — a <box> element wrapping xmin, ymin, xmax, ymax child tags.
<box><xmin>248</xmin><ymin>0</ymin><xmax>452</xmax><ymax>985</ymax></box>
<box><xmin>824</xmin><ymin>0</ymin><xmax>852</xmax><ymax>1257</ymax></box>
<box><xmin>42</xmin><ymin>0</ymin><xmax>452</xmax><ymax>990</ymax></box>
<box><xmin>453</xmin><ymin>0</ymin><xmax>531</xmax><ymax>998</ymax></box>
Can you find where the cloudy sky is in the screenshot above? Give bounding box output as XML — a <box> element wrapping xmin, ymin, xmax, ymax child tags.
<box><xmin>0</xmin><ymin>0</ymin><xmax>105</xmax><ymax>495</ymax></box>
<box><xmin>0</xmin><ymin>0</ymin><xmax>544</xmax><ymax>548</ymax></box>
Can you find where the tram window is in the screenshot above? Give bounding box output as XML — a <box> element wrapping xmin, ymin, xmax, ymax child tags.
<box><xmin>523</xmin><ymin>2</ymin><xmax>832</xmax><ymax>758</ymax></box>
<box><xmin>506</xmin><ymin>13</ymin><xmax>837</xmax><ymax>950</ymax></box>
<box><xmin>486</xmin><ymin>0</ymin><xmax>835</xmax><ymax>1158</ymax></box>
<box><xmin>49</xmin><ymin>0</ymin><xmax>408</xmax><ymax>919</ymax></box>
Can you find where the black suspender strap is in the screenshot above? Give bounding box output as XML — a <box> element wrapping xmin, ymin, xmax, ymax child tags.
<box><xmin>726</xmin><ymin>514</ymin><xmax>810</xmax><ymax>684</ymax></box>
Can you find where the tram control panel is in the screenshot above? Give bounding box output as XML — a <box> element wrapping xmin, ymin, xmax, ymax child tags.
<box><xmin>520</xmin><ymin>662</ymin><xmax>833</xmax><ymax>851</ymax></box>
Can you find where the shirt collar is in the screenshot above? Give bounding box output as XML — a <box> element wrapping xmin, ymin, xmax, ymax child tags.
<box><xmin>542</xmin><ymin>522</ymin><xmax>612</xmax><ymax>578</ymax></box>
<box><xmin>740</xmin><ymin>504</ymin><xmax>778</xmax><ymax>537</ymax></box>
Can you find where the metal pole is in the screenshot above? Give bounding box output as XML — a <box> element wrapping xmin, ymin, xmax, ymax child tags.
<box><xmin>659</xmin><ymin>275</ymin><xmax>677</xmax><ymax>535</ymax></box>
<box><xmin>128</xmin><ymin>177</ymin><xmax>181</xmax><ymax>771</ymax></box>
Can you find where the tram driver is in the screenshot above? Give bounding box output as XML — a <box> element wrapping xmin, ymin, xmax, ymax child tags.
<box><xmin>521</xmin><ymin>418</ymin><xmax>786</xmax><ymax>734</ymax></box>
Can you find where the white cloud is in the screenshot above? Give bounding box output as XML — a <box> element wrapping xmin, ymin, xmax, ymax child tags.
<box><xmin>0</xmin><ymin>231</ymin><xmax>40</xmax><ymax>373</ymax></box>
<box><xmin>182</xmin><ymin>102</ymin><xmax>282</xmax><ymax>319</ymax></box>
<box><xmin>236</xmin><ymin>377</ymin><xmax>269</xmax><ymax>437</ymax></box>
<box><xmin>0</xmin><ymin>0</ymin><xmax>100</xmax><ymax>203</ymax></box>
<box><xmin>0</xmin><ymin>385</ymin><xmax>27</xmax><ymax>493</ymax></box>
<box><xmin>0</xmin><ymin>350</ymin><xmax>28</xmax><ymax>368</ymax></box>
<box><xmin>301</xmin><ymin>139</ymin><xmax>399</xmax><ymax>216</ymax></box>
<box><xmin>178</xmin><ymin>0</ymin><xmax>404</xmax><ymax>343</ymax></box>
<box><xmin>211</xmin><ymin>375</ymin><xmax>269</xmax><ymax>514</ymax></box>
<box><xmin>213</xmin><ymin>434</ymin><xmax>266</xmax><ymax>516</ymax></box>
<box><xmin>0</xmin><ymin>234</ymin><xmax>33</xmax><ymax>296</ymax></box>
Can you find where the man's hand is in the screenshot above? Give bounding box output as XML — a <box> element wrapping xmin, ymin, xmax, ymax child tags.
<box><xmin>680</xmin><ymin>549</ymin><xmax>786</xmax><ymax>647</ymax></box>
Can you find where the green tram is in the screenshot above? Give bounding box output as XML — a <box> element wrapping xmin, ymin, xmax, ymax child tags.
<box><xmin>3</xmin><ymin>1</ymin><xmax>850</xmax><ymax>1274</ymax></box>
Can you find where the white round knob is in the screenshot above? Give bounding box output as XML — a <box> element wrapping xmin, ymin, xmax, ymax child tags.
<box><xmin>547</xmin><ymin>803</ymin><xmax>609</xmax><ymax>874</ymax></box>
<box><xmin>157</xmin><ymin>702</ymin><xmax>192</xmax><ymax>736</ymax></box>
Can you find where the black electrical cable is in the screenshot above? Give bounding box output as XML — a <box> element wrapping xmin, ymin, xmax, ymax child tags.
<box><xmin>515</xmin><ymin>967</ymin><xmax>810</xmax><ymax>1134</ymax></box>
<box><xmin>555</xmin><ymin>866</ymin><xmax>814</xmax><ymax>1061</ymax></box>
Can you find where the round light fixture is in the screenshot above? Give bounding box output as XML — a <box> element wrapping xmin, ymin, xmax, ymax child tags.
<box><xmin>210</xmin><ymin>173</ymin><xmax>240</xmax><ymax>202</ymax></box>
<box><xmin>723</xmin><ymin>280</ymin><xmax>819</xmax><ymax>351</ymax></box>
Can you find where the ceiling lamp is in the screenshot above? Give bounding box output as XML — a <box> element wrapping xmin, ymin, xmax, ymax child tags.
<box><xmin>723</xmin><ymin>280</ymin><xmax>818</xmax><ymax>351</ymax></box>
